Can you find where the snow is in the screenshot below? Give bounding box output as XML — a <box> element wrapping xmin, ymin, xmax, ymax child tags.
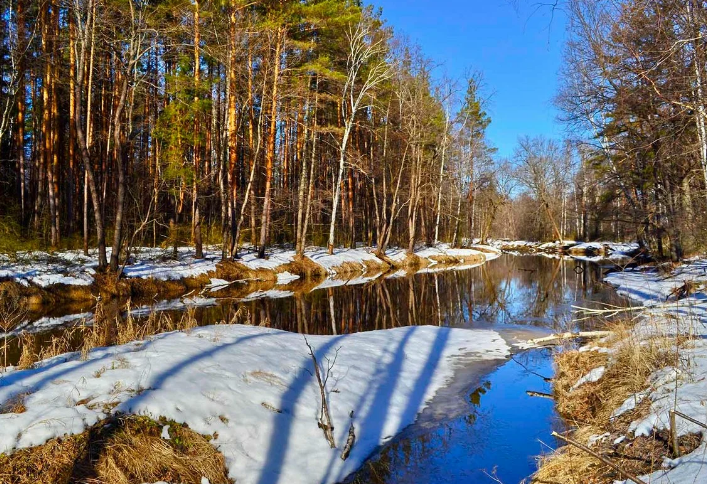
<box><xmin>122</xmin><ymin>250</ymin><xmax>220</xmax><ymax>280</ymax></box>
<box><xmin>487</xmin><ymin>239</ymin><xmax>639</xmax><ymax>260</ymax></box>
<box><xmin>276</xmin><ymin>272</ymin><xmax>300</xmax><ymax>285</ymax></box>
<box><xmin>307</xmin><ymin>247</ymin><xmax>383</xmax><ymax>274</ymax></box>
<box><xmin>605</xmin><ymin>260</ymin><xmax>707</xmax><ymax>306</ymax></box>
<box><xmin>0</xmin><ymin>324</ymin><xmax>509</xmax><ymax>484</ymax></box>
<box><xmin>603</xmin><ymin>259</ymin><xmax>707</xmax><ymax>484</ymax></box>
<box><xmin>570</xmin><ymin>366</ymin><xmax>606</xmax><ymax>392</ymax></box>
<box><xmin>610</xmin><ymin>390</ymin><xmax>649</xmax><ymax>420</ymax></box>
<box><xmin>237</xmin><ymin>250</ymin><xmax>297</xmax><ymax>271</ymax></box>
<box><xmin>0</xmin><ymin>244</ymin><xmax>499</xmax><ymax>289</ymax></box>
<box><xmin>0</xmin><ymin>250</ymin><xmax>97</xmax><ymax>287</ymax></box>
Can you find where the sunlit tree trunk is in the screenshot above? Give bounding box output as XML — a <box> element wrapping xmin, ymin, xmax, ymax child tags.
<box><xmin>192</xmin><ymin>0</ymin><xmax>203</xmax><ymax>259</ymax></box>
<box><xmin>258</xmin><ymin>26</ymin><xmax>283</xmax><ymax>259</ymax></box>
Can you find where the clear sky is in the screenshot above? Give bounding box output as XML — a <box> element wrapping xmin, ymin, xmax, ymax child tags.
<box><xmin>371</xmin><ymin>0</ymin><xmax>567</xmax><ymax>159</ymax></box>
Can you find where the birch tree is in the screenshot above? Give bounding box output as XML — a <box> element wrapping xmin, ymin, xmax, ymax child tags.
<box><xmin>327</xmin><ymin>10</ymin><xmax>390</xmax><ymax>254</ymax></box>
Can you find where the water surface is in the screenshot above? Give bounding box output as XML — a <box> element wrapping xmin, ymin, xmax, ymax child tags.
<box><xmin>4</xmin><ymin>254</ymin><xmax>625</xmax><ymax>483</ymax></box>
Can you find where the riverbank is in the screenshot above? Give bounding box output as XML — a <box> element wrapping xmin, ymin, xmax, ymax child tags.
<box><xmin>534</xmin><ymin>259</ymin><xmax>707</xmax><ymax>483</ymax></box>
<box><xmin>488</xmin><ymin>239</ymin><xmax>641</xmax><ymax>260</ymax></box>
<box><xmin>0</xmin><ymin>244</ymin><xmax>498</xmax><ymax>310</ymax></box>
<box><xmin>0</xmin><ymin>323</ymin><xmax>510</xmax><ymax>484</ymax></box>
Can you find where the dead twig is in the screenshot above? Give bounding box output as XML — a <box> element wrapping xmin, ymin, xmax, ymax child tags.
<box><xmin>551</xmin><ymin>431</ymin><xmax>648</xmax><ymax>484</ymax></box>
<box><xmin>303</xmin><ymin>335</ymin><xmax>338</xmax><ymax>448</ymax></box>
<box><xmin>340</xmin><ymin>410</ymin><xmax>356</xmax><ymax>461</ymax></box>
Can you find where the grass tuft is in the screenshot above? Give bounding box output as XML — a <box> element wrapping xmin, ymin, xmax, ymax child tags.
<box><xmin>0</xmin><ymin>415</ymin><xmax>233</xmax><ymax>484</ymax></box>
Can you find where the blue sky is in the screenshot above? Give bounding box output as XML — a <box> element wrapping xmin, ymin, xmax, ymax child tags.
<box><xmin>371</xmin><ymin>0</ymin><xmax>567</xmax><ymax>159</ymax></box>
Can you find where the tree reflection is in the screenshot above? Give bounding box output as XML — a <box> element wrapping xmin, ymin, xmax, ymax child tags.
<box><xmin>195</xmin><ymin>254</ymin><xmax>622</xmax><ymax>335</ymax></box>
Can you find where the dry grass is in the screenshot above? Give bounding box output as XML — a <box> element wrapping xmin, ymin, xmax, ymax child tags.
<box><xmin>534</xmin><ymin>319</ymin><xmax>697</xmax><ymax>484</ymax></box>
<box><xmin>6</xmin><ymin>300</ymin><xmax>238</xmax><ymax>371</ymax></box>
<box><xmin>553</xmin><ymin>321</ymin><xmax>676</xmax><ymax>426</ymax></box>
<box><xmin>0</xmin><ymin>415</ymin><xmax>233</xmax><ymax>484</ymax></box>
<box><xmin>534</xmin><ymin>428</ymin><xmax>702</xmax><ymax>484</ymax></box>
<box><xmin>0</xmin><ymin>391</ymin><xmax>30</xmax><ymax>414</ymax></box>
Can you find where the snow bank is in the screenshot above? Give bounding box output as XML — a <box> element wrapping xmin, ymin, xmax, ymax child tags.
<box><xmin>0</xmin><ymin>244</ymin><xmax>498</xmax><ymax>289</ymax></box>
<box><xmin>0</xmin><ymin>324</ymin><xmax>509</xmax><ymax>484</ymax></box>
<box><xmin>605</xmin><ymin>260</ymin><xmax>707</xmax><ymax>306</ymax></box>
<box><xmin>487</xmin><ymin>239</ymin><xmax>638</xmax><ymax>260</ymax></box>
<box><xmin>307</xmin><ymin>247</ymin><xmax>383</xmax><ymax>274</ymax></box>
<box><xmin>604</xmin><ymin>260</ymin><xmax>707</xmax><ymax>484</ymax></box>
<box><xmin>0</xmin><ymin>250</ymin><xmax>97</xmax><ymax>287</ymax></box>
<box><xmin>122</xmin><ymin>249</ymin><xmax>220</xmax><ymax>280</ymax></box>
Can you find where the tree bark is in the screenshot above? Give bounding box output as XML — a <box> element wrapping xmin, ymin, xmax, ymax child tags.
<box><xmin>258</xmin><ymin>27</ymin><xmax>283</xmax><ymax>259</ymax></box>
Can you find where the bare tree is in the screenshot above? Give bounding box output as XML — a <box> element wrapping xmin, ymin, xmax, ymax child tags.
<box><xmin>327</xmin><ymin>10</ymin><xmax>391</xmax><ymax>254</ymax></box>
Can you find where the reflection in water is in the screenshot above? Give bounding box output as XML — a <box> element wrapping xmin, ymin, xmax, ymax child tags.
<box><xmin>198</xmin><ymin>254</ymin><xmax>622</xmax><ymax>334</ymax></box>
<box><xmin>3</xmin><ymin>255</ymin><xmax>623</xmax><ymax>483</ymax></box>
<box><xmin>345</xmin><ymin>348</ymin><xmax>563</xmax><ymax>484</ymax></box>
<box><xmin>4</xmin><ymin>255</ymin><xmax>623</xmax><ymax>366</ymax></box>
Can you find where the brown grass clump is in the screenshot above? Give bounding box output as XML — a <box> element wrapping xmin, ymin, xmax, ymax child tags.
<box><xmin>15</xmin><ymin>333</ymin><xmax>37</xmax><ymax>370</ymax></box>
<box><xmin>281</xmin><ymin>256</ymin><xmax>327</xmax><ymax>279</ymax></box>
<box><xmin>0</xmin><ymin>391</ymin><xmax>30</xmax><ymax>414</ymax></box>
<box><xmin>534</xmin><ymin>428</ymin><xmax>702</xmax><ymax>484</ymax></box>
<box><xmin>0</xmin><ymin>428</ymin><xmax>89</xmax><ymax>484</ymax></box>
<box><xmin>93</xmin><ymin>416</ymin><xmax>231</xmax><ymax>484</ymax></box>
<box><xmin>0</xmin><ymin>415</ymin><xmax>233</xmax><ymax>484</ymax></box>
<box><xmin>396</xmin><ymin>253</ymin><xmax>427</xmax><ymax>269</ymax></box>
<box><xmin>552</xmin><ymin>349</ymin><xmax>609</xmax><ymax>423</ymax></box>
<box><xmin>330</xmin><ymin>260</ymin><xmax>367</xmax><ymax>275</ymax></box>
<box><xmin>428</xmin><ymin>253</ymin><xmax>485</xmax><ymax>267</ymax></box>
<box><xmin>553</xmin><ymin>322</ymin><xmax>675</xmax><ymax>426</ymax></box>
<box><xmin>534</xmin><ymin>320</ymin><xmax>691</xmax><ymax>484</ymax></box>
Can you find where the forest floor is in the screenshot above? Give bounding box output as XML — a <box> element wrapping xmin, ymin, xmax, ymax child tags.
<box><xmin>0</xmin><ymin>243</ymin><xmax>498</xmax><ymax>310</ymax></box>
<box><xmin>534</xmin><ymin>259</ymin><xmax>707</xmax><ymax>483</ymax></box>
<box><xmin>0</xmin><ymin>323</ymin><xmax>510</xmax><ymax>484</ymax></box>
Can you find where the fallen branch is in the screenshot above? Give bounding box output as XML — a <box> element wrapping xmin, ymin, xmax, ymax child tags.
<box><xmin>672</xmin><ymin>410</ymin><xmax>707</xmax><ymax>430</ymax></box>
<box><xmin>526</xmin><ymin>331</ymin><xmax>612</xmax><ymax>347</ymax></box>
<box><xmin>340</xmin><ymin>410</ymin><xmax>356</xmax><ymax>461</ymax></box>
<box><xmin>304</xmin><ymin>335</ymin><xmax>338</xmax><ymax>449</ymax></box>
<box><xmin>526</xmin><ymin>390</ymin><xmax>553</xmax><ymax>399</ymax></box>
<box><xmin>511</xmin><ymin>355</ymin><xmax>552</xmax><ymax>381</ymax></box>
<box><xmin>551</xmin><ymin>431</ymin><xmax>648</xmax><ymax>484</ymax></box>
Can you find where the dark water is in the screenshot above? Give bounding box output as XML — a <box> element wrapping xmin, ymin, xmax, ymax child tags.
<box><xmin>194</xmin><ymin>254</ymin><xmax>622</xmax><ymax>334</ymax></box>
<box><xmin>4</xmin><ymin>254</ymin><xmax>625</xmax><ymax>483</ymax></box>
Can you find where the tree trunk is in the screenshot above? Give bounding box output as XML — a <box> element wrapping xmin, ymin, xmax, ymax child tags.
<box><xmin>328</xmin><ymin>123</ymin><xmax>352</xmax><ymax>254</ymax></box>
<box><xmin>109</xmin><ymin>76</ymin><xmax>130</xmax><ymax>272</ymax></box>
<box><xmin>258</xmin><ymin>27</ymin><xmax>283</xmax><ymax>259</ymax></box>
<box><xmin>192</xmin><ymin>0</ymin><xmax>203</xmax><ymax>259</ymax></box>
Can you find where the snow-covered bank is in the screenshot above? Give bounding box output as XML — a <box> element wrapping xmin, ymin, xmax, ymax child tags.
<box><xmin>0</xmin><ymin>324</ymin><xmax>509</xmax><ymax>484</ymax></box>
<box><xmin>0</xmin><ymin>243</ymin><xmax>494</xmax><ymax>290</ymax></box>
<box><xmin>488</xmin><ymin>239</ymin><xmax>640</xmax><ymax>260</ymax></box>
<box><xmin>540</xmin><ymin>260</ymin><xmax>707</xmax><ymax>483</ymax></box>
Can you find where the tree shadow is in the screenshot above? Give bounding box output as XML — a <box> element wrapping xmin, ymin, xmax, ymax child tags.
<box><xmin>3</xmin><ymin>321</ymin><xmax>474</xmax><ymax>484</ymax></box>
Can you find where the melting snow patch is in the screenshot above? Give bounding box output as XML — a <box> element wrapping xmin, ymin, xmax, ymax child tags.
<box><xmin>276</xmin><ymin>271</ymin><xmax>300</xmax><ymax>285</ymax></box>
<box><xmin>570</xmin><ymin>366</ymin><xmax>605</xmax><ymax>392</ymax></box>
<box><xmin>0</xmin><ymin>324</ymin><xmax>509</xmax><ymax>484</ymax></box>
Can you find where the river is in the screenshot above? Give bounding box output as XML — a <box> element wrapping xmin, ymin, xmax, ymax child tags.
<box><xmin>3</xmin><ymin>253</ymin><xmax>626</xmax><ymax>483</ymax></box>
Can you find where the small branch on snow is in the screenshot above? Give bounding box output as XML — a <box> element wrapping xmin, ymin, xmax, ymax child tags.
<box><xmin>303</xmin><ymin>335</ymin><xmax>337</xmax><ymax>448</ymax></box>
<box><xmin>340</xmin><ymin>410</ymin><xmax>356</xmax><ymax>461</ymax></box>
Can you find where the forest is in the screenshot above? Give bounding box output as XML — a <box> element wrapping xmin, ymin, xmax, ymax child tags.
<box><xmin>0</xmin><ymin>0</ymin><xmax>705</xmax><ymax>269</ymax></box>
